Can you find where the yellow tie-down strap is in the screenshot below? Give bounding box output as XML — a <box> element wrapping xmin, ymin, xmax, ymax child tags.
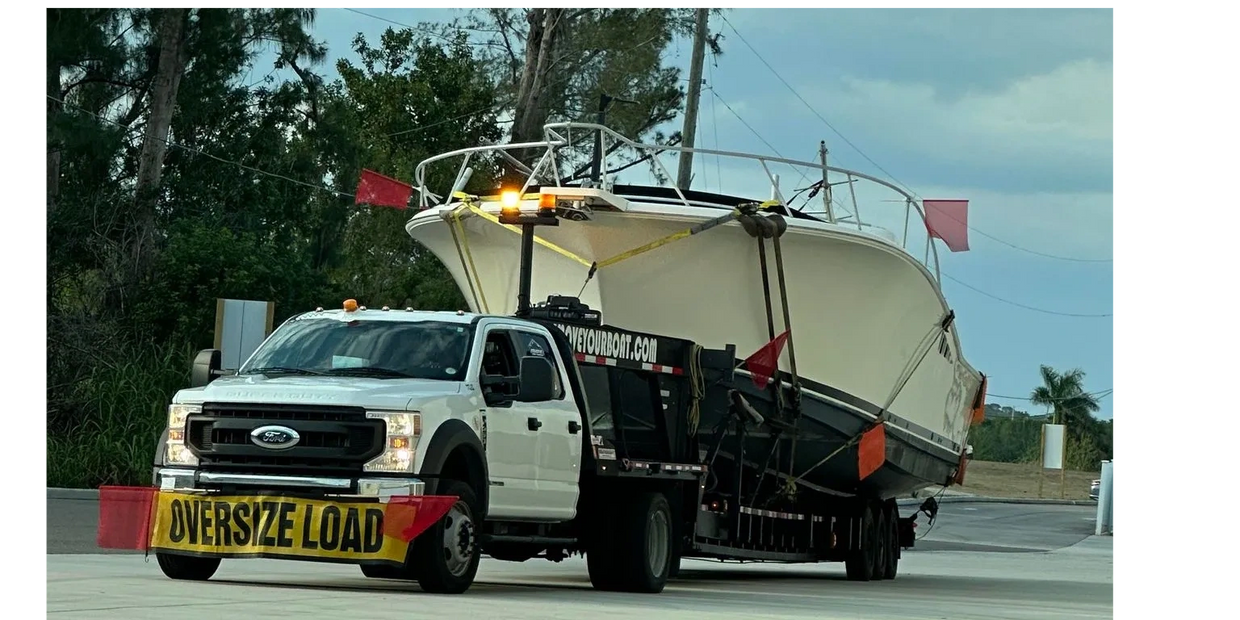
<box><xmin>591</xmin><ymin>207</ymin><xmax>745</xmax><ymax>270</ymax></box>
<box><xmin>451</xmin><ymin>193</ymin><xmax>593</xmax><ymax>268</ymax></box>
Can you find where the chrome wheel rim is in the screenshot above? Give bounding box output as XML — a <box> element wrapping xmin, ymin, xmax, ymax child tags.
<box><xmin>647</xmin><ymin>508</ymin><xmax>669</xmax><ymax>576</ymax></box>
<box><xmin>442</xmin><ymin>502</ymin><xmax>475</xmax><ymax>578</ymax></box>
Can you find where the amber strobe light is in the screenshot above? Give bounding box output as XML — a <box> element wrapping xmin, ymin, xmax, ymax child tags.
<box><xmin>538</xmin><ymin>192</ymin><xmax>556</xmax><ymax>213</ymax></box>
<box><xmin>500</xmin><ymin>189</ymin><xmax>521</xmax><ymax>216</ymax></box>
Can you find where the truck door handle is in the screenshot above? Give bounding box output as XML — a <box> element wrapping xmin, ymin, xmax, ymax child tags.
<box><xmin>528</xmin><ymin>417</ymin><xmax>542</xmax><ymax>431</ymax></box>
<box><xmin>568</xmin><ymin>421</ymin><xmax>580</xmax><ymax>434</ymax></box>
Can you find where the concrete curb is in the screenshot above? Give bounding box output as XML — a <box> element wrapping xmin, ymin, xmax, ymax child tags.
<box><xmin>47</xmin><ymin>486</ymin><xmax>1094</xmax><ymax>508</ymax></box>
<box><xmin>47</xmin><ymin>488</ymin><xmax>100</xmax><ymax>500</ymax></box>
<box><xmin>897</xmin><ymin>495</ymin><xmax>1096</xmax><ymax>507</ymax></box>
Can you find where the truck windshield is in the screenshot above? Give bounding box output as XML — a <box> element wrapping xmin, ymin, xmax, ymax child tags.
<box><xmin>239</xmin><ymin>317</ymin><xmax>473</xmax><ymax>381</ymax></box>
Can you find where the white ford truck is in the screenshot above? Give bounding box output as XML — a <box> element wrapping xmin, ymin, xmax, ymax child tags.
<box><xmin>124</xmin><ymin>295</ymin><xmax>924</xmax><ymax>595</ymax></box>
<box><xmin>142</xmin><ymin>296</ymin><xmax>718</xmax><ymax>593</ymax></box>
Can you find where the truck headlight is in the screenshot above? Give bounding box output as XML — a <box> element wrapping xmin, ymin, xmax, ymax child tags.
<box><xmin>364</xmin><ymin>411</ymin><xmax>421</xmax><ymax>473</ymax></box>
<box><xmin>164</xmin><ymin>404</ymin><xmax>200</xmax><ymax>467</ymax></box>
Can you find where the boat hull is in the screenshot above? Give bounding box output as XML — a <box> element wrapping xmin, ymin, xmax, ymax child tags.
<box><xmin>407</xmin><ymin>199</ymin><xmax>982</xmax><ymax>494</ymax></box>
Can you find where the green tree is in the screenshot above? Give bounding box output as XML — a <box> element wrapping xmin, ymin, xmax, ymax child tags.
<box><xmin>50</xmin><ymin>9</ymin><xmax>724</xmax><ymax>487</ymax></box>
<box><xmin>314</xmin><ymin>27</ymin><xmax>504</xmax><ymax>308</ymax></box>
<box><xmin>1029</xmin><ymin>365</ymin><xmax>1101</xmax><ymax>428</ymax></box>
<box><xmin>438</xmin><ymin>8</ymin><xmax>727</xmax><ymax>172</ymax></box>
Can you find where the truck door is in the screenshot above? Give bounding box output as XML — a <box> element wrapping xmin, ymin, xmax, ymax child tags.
<box><xmin>476</xmin><ymin>326</ymin><xmax>540</xmax><ymax>519</ymax></box>
<box><xmin>510</xmin><ymin>328</ymin><xmax>582</xmax><ymax>521</ymax></box>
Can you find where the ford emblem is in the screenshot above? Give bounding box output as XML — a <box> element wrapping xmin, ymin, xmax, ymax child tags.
<box><xmin>250</xmin><ymin>425</ymin><xmax>301</xmax><ymax>450</ymax></box>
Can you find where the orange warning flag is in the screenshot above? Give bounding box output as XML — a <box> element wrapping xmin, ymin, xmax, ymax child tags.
<box><xmin>744</xmin><ymin>330</ymin><xmax>789</xmax><ymax>389</ymax></box>
<box><xmin>857</xmin><ymin>424</ymin><xmax>886</xmax><ymax>480</ymax></box>
<box><xmin>383</xmin><ymin>495</ymin><xmax>459</xmax><ymax>543</ymax></box>
<box><xmin>355</xmin><ymin>169</ymin><xmax>413</xmax><ymax>209</ymax></box>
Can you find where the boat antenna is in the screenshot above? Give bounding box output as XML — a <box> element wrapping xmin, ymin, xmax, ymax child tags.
<box><xmin>590</xmin><ymin>92</ymin><xmax>638</xmax><ymax>187</ymax></box>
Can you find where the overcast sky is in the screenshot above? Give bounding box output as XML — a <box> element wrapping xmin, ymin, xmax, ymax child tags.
<box><xmin>259</xmin><ymin>7</ymin><xmax>1114</xmax><ymax>419</ymax></box>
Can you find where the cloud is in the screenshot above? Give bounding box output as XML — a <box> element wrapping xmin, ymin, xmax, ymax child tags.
<box><xmin>768</xmin><ymin>57</ymin><xmax>1113</xmax><ymax>194</ymax></box>
<box><xmin>723</xmin><ymin>8</ymin><xmax>1113</xmax><ymax>94</ymax></box>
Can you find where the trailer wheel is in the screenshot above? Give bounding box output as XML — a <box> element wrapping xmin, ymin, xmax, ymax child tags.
<box><xmin>599</xmin><ymin>491</ymin><xmax>673</xmax><ymax>593</ymax></box>
<box><xmin>872</xmin><ymin>503</ymin><xmax>890</xmax><ymax>580</ymax></box>
<box><xmin>156</xmin><ymin>553</ymin><xmax>220</xmax><ymax>581</ymax></box>
<box><xmin>881</xmin><ymin>501</ymin><xmax>900</xmax><ymax>580</ymax></box>
<box><xmin>844</xmin><ymin>503</ymin><xmax>877</xmax><ymax>581</ymax></box>
<box><xmin>412</xmin><ymin>479</ymin><xmax>480</xmax><ymax>594</ymax></box>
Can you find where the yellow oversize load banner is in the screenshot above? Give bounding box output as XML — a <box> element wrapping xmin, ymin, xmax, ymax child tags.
<box><xmin>97</xmin><ymin>488</ymin><xmax>459</xmax><ymax>565</ymax></box>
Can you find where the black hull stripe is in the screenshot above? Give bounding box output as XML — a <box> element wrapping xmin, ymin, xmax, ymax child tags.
<box><xmin>735</xmin><ymin>367</ymin><xmax>964</xmax><ymax>457</ymax></box>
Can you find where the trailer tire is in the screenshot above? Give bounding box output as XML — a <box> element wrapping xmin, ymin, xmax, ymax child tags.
<box><xmin>412</xmin><ymin>479</ymin><xmax>480</xmax><ymax>594</ymax></box>
<box><xmin>881</xmin><ymin>501</ymin><xmax>900</xmax><ymax>580</ymax></box>
<box><xmin>844</xmin><ymin>503</ymin><xmax>877</xmax><ymax>581</ymax></box>
<box><xmin>604</xmin><ymin>491</ymin><xmax>674</xmax><ymax>593</ymax></box>
<box><xmin>872</xmin><ymin>503</ymin><xmax>890</xmax><ymax>580</ymax></box>
<box><xmin>156</xmin><ymin>552</ymin><xmax>220</xmax><ymax>581</ymax></box>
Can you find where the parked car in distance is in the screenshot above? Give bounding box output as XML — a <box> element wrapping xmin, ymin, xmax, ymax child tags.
<box><xmin>1089</xmin><ymin>478</ymin><xmax>1100</xmax><ymax>500</ymax></box>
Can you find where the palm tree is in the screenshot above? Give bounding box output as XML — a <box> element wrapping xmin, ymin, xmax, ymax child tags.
<box><xmin>1029</xmin><ymin>365</ymin><xmax>1101</xmax><ymax>430</ymax></box>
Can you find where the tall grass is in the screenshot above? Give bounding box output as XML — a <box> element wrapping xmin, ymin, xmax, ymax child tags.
<box><xmin>47</xmin><ymin>341</ymin><xmax>193</xmax><ymax>488</ymax></box>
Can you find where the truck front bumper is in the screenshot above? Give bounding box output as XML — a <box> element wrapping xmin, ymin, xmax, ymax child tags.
<box><xmin>154</xmin><ymin>467</ymin><xmax>425</xmax><ymax>499</ymax></box>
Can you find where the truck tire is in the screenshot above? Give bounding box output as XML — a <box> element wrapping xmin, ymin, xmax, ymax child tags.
<box><xmin>586</xmin><ymin>506</ymin><xmax>621</xmax><ymax>589</ymax></box>
<box><xmin>881</xmin><ymin>500</ymin><xmax>900</xmax><ymax>580</ymax></box>
<box><xmin>156</xmin><ymin>552</ymin><xmax>220</xmax><ymax>581</ymax></box>
<box><xmin>360</xmin><ymin>563</ymin><xmax>416</xmax><ymax>580</ymax></box>
<box><xmin>412</xmin><ymin>479</ymin><xmax>480</xmax><ymax>594</ymax></box>
<box><xmin>598</xmin><ymin>491</ymin><xmax>674</xmax><ymax>593</ymax></box>
<box><xmin>844</xmin><ymin>503</ymin><xmax>877</xmax><ymax>581</ymax></box>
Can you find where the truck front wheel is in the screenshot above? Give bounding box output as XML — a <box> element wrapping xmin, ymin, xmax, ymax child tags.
<box><xmin>412</xmin><ymin>479</ymin><xmax>480</xmax><ymax>594</ymax></box>
<box><xmin>156</xmin><ymin>552</ymin><xmax>220</xmax><ymax>581</ymax></box>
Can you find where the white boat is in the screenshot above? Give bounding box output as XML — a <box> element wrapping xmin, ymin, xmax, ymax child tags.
<box><xmin>404</xmin><ymin>123</ymin><xmax>985</xmax><ymax>497</ymax></box>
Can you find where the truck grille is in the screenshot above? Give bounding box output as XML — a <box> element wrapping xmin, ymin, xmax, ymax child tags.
<box><xmin>187</xmin><ymin>403</ymin><xmax>385</xmax><ymax>475</ymax></box>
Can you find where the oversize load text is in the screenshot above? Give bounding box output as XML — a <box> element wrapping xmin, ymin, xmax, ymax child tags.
<box><xmin>151</xmin><ymin>496</ymin><xmax>404</xmax><ymax>560</ymax></box>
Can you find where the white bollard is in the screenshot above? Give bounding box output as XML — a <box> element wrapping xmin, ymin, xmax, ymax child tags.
<box><xmin>1095</xmin><ymin>460</ymin><xmax>1113</xmax><ymax>535</ymax></box>
<box><xmin>1111</xmin><ymin>458</ymin><xmax>1120</xmax><ymax>535</ymax></box>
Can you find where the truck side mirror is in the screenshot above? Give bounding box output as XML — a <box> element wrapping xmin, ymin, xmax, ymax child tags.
<box><xmin>517</xmin><ymin>356</ymin><xmax>555</xmax><ymax>403</ymax></box>
<box><xmin>190</xmin><ymin>349</ymin><xmax>222</xmax><ymax>388</ymax></box>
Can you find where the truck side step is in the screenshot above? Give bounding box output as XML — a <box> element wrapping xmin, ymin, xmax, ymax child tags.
<box><xmin>481</xmin><ymin>534</ymin><xmax>578</xmax><ymax>547</ymax></box>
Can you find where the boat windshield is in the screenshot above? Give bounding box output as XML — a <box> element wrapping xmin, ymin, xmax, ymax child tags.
<box><xmin>239</xmin><ymin>317</ymin><xmax>474</xmax><ymax>381</ymax></box>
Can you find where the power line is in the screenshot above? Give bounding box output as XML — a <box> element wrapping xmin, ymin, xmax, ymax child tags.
<box><xmin>718</xmin><ymin>14</ymin><xmax>1112</xmax><ymax>265</ymax></box>
<box><xmin>386</xmin><ymin>107</ymin><xmax>513</xmax><ymax>138</ymax></box>
<box><xmin>940</xmin><ymin>272</ymin><xmax>1112</xmax><ymax>318</ymax></box>
<box><xmin>49</xmin><ymin>94</ymin><xmax>353</xmax><ymax>199</ymax></box>
<box><xmin>704</xmin><ymin>89</ymin><xmax>1110</xmax><ymax>321</ymax></box>
<box><xmin>987</xmin><ymin>388</ymin><xmax>1113</xmax><ymax>403</ymax></box>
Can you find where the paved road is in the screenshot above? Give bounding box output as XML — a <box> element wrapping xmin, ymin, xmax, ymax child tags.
<box><xmin>47</xmin><ymin>494</ymin><xmax>1112</xmax><ymax>619</ymax></box>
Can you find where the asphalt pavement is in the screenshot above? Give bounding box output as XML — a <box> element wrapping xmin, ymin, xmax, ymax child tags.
<box><xmin>47</xmin><ymin>493</ymin><xmax>1112</xmax><ymax>619</ymax></box>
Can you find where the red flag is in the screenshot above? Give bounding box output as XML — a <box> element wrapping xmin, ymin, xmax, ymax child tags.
<box><xmin>355</xmin><ymin>169</ymin><xmax>413</xmax><ymax>209</ymax></box>
<box><xmin>383</xmin><ymin>495</ymin><xmax>459</xmax><ymax>543</ymax></box>
<box><xmin>923</xmin><ymin>199</ymin><xmax>969</xmax><ymax>252</ymax></box>
<box><xmin>744</xmin><ymin>330</ymin><xmax>789</xmax><ymax>389</ymax></box>
<box><xmin>857</xmin><ymin>424</ymin><xmax>886</xmax><ymax>480</ymax></box>
<box><xmin>97</xmin><ymin>486</ymin><xmax>157</xmax><ymax>550</ymax></box>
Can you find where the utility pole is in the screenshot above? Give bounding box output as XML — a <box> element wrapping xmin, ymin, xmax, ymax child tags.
<box><xmin>676</xmin><ymin>8</ymin><xmax>709</xmax><ymax>190</ymax></box>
